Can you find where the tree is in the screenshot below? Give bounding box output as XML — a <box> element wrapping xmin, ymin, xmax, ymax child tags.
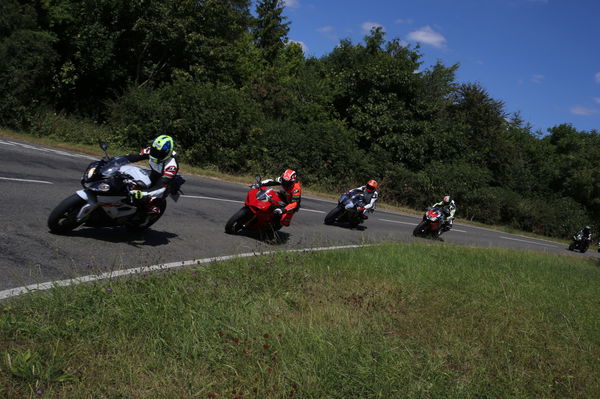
<box><xmin>253</xmin><ymin>0</ymin><xmax>290</xmax><ymax>64</ymax></box>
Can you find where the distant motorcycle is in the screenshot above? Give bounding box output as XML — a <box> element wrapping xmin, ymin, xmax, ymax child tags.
<box><xmin>413</xmin><ymin>206</ymin><xmax>448</xmax><ymax>238</ymax></box>
<box><xmin>225</xmin><ymin>175</ymin><xmax>287</xmax><ymax>234</ymax></box>
<box><xmin>568</xmin><ymin>232</ymin><xmax>590</xmax><ymax>253</ymax></box>
<box><xmin>47</xmin><ymin>141</ymin><xmax>184</xmax><ymax>234</ymax></box>
<box><xmin>324</xmin><ymin>189</ymin><xmax>367</xmax><ymax>228</ymax></box>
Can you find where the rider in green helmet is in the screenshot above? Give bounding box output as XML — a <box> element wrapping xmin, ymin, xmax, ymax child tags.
<box><xmin>125</xmin><ymin>135</ymin><xmax>179</xmax><ymax>211</ymax></box>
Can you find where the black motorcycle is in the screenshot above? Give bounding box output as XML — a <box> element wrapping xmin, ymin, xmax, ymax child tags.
<box><xmin>324</xmin><ymin>190</ymin><xmax>367</xmax><ymax>228</ymax></box>
<box><xmin>48</xmin><ymin>141</ymin><xmax>184</xmax><ymax>234</ymax></box>
<box><xmin>568</xmin><ymin>232</ymin><xmax>590</xmax><ymax>253</ymax></box>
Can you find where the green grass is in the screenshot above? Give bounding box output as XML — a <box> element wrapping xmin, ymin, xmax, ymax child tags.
<box><xmin>1</xmin><ymin>243</ymin><xmax>599</xmax><ymax>398</ymax></box>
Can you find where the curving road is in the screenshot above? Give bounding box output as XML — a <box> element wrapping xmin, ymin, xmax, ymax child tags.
<box><xmin>0</xmin><ymin>136</ymin><xmax>594</xmax><ymax>293</ymax></box>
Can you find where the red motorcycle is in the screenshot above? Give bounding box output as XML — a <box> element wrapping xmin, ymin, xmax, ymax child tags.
<box><xmin>413</xmin><ymin>206</ymin><xmax>447</xmax><ymax>238</ymax></box>
<box><xmin>225</xmin><ymin>176</ymin><xmax>287</xmax><ymax>234</ymax></box>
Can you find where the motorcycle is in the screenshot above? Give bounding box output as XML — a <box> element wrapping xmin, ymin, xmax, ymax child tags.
<box><xmin>324</xmin><ymin>189</ymin><xmax>367</xmax><ymax>228</ymax></box>
<box><xmin>47</xmin><ymin>141</ymin><xmax>184</xmax><ymax>234</ymax></box>
<box><xmin>413</xmin><ymin>206</ymin><xmax>448</xmax><ymax>238</ymax></box>
<box><xmin>568</xmin><ymin>232</ymin><xmax>590</xmax><ymax>253</ymax></box>
<box><xmin>225</xmin><ymin>175</ymin><xmax>287</xmax><ymax>235</ymax></box>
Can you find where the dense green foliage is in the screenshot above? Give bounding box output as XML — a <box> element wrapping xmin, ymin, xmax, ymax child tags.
<box><xmin>1</xmin><ymin>0</ymin><xmax>598</xmax><ymax>236</ymax></box>
<box><xmin>2</xmin><ymin>244</ymin><xmax>600</xmax><ymax>397</ymax></box>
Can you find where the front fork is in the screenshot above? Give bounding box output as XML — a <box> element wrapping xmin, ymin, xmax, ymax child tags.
<box><xmin>75</xmin><ymin>189</ymin><xmax>97</xmax><ymax>222</ymax></box>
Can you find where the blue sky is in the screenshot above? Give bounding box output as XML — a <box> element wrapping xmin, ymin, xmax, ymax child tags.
<box><xmin>278</xmin><ymin>0</ymin><xmax>600</xmax><ymax>134</ymax></box>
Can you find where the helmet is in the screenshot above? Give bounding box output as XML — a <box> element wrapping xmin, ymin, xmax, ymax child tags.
<box><xmin>442</xmin><ymin>195</ymin><xmax>451</xmax><ymax>205</ymax></box>
<box><xmin>366</xmin><ymin>179</ymin><xmax>378</xmax><ymax>193</ymax></box>
<box><xmin>280</xmin><ymin>169</ymin><xmax>297</xmax><ymax>189</ymax></box>
<box><xmin>149</xmin><ymin>135</ymin><xmax>174</xmax><ymax>164</ymax></box>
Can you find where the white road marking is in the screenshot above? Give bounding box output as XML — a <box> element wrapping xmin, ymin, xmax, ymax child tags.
<box><xmin>0</xmin><ymin>244</ymin><xmax>368</xmax><ymax>300</ymax></box>
<box><xmin>378</xmin><ymin>218</ymin><xmax>415</xmax><ymax>226</ymax></box>
<box><xmin>0</xmin><ymin>176</ymin><xmax>53</xmax><ymax>184</ymax></box>
<box><xmin>500</xmin><ymin>236</ymin><xmax>561</xmax><ymax>248</ymax></box>
<box><xmin>182</xmin><ymin>194</ymin><xmax>242</xmax><ymax>204</ymax></box>
<box><xmin>181</xmin><ymin>194</ymin><xmax>325</xmax><ymax>213</ymax></box>
<box><xmin>0</xmin><ymin>139</ymin><xmax>96</xmax><ymax>160</ymax></box>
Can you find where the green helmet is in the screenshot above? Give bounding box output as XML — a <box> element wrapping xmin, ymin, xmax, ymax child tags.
<box><xmin>149</xmin><ymin>135</ymin><xmax>174</xmax><ymax>163</ymax></box>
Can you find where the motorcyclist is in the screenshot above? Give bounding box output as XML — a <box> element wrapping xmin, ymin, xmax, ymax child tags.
<box><xmin>347</xmin><ymin>179</ymin><xmax>379</xmax><ymax>219</ymax></box>
<box><xmin>124</xmin><ymin>135</ymin><xmax>179</xmax><ymax>214</ymax></box>
<box><xmin>574</xmin><ymin>226</ymin><xmax>592</xmax><ymax>243</ymax></box>
<box><xmin>257</xmin><ymin>169</ymin><xmax>302</xmax><ymax>227</ymax></box>
<box><xmin>432</xmin><ymin>195</ymin><xmax>456</xmax><ymax>231</ymax></box>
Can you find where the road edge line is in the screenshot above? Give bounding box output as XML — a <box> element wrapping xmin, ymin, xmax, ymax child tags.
<box><xmin>0</xmin><ymin>244</ymin><xmax>368</xmax><ymax>301</ymax></box>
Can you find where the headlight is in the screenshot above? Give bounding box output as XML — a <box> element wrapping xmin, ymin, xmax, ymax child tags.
<box><xmin>85</xmin><ymin>167</ymin><xmax>96</xmax><ymax>180</ymax></box>
<box><xmin>86</xmin><ymin>182</ymin><xmax>111</xmax><ymax>192</ymax></box>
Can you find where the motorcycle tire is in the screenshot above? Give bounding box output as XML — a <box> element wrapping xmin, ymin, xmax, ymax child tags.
<box><xmin>413</xmin><ymin>220</ymin><xmax>428</xmax><ymax>237</ymax></box>
<box><xmin>324</xmin><ymin>205</ymin><xmax>344</xmax><ymax>225</ymax></box>
<box><xmin>568</xmin><ymin>243</ymin><xmax>574</xmax><ymax>251</ymax></box>
<box><xmin>48</xmin><ymin>194</ymin><xmax>86</xmax><ymax>234</ymax></box>
<box><xmin>225</xmin><ymin>207</ymin><xmax>253</xmax><ymax>234</ymax></box>
<box><xmin>125</xmin><ymin>200</ymin><xmax>167</xmax><ymax>232</ymax></box>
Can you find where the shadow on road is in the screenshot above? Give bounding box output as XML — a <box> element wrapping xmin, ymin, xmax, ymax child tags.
<box><xmin>324</xmin><ymin>222</ymin><xmax>368</xmax><ymax>232</ymax></box>
<box><xmin>61</xmin><ymin>227</ymin><xmax>178</xmax><ymax>247</ymax></box>
<box><xmin>233</xmin><ymin>230</ymin><xmax>291</xmax><ymax>245</ymax></box>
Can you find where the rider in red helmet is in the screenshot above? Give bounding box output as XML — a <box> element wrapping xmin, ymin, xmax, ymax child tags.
<box><xmin>348</xmin><ymin>179</ymin><xmax>379</xmax><ymax>219</ymax></box>
<box><xmin>259</xmin><ymin>169</ymin><xmax>302</xmax><ymax>227</ymax></box>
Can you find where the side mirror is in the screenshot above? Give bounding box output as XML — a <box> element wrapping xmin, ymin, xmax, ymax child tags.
<box><xmin>99</xmin><ymin>141</ymin><xmax>108</xmax><ymax>151</ymax></box>
<box><xmin>255</xmin><ymin>175</ymin><xmax>262</xmax><ymax>184</ymax></box>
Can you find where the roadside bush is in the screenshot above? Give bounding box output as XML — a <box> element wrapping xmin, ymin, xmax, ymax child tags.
<box><xmin>380</xmin><ymin>166</ymin><xmax>432</xmax><ymax>208</ymax></box>
<box><xmin>30</xmin><ymin>111</ymin><xmax>114</xmax><ymax>145</ymax></box>
<box><xmin>257</xmin><ymin>118</ymin><xmax>368</xmax><ymax>188</ymax></box>
<box><xmin>109</xmin><ymin>79</ymin><xmax>264</xmax><ymax>171</ymax></box>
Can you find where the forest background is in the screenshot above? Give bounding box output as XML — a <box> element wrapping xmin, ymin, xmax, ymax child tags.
<box><xmin>1</xmin><ymin>0</ymin><xmax>599</xmax><ymax>238</ymax></box>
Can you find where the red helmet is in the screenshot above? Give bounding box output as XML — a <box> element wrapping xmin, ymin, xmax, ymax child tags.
<box><xmin>281</xmin><ymin>169</ymin><xmax>297</xmax><ymax>188</ymax></box>
<box><xmin>366</xmin><ymin>179</ymin><xmax>378</xmax><ymax>193</ymax></box>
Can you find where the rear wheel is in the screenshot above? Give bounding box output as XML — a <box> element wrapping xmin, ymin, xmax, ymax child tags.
<box><xmin>324</xmin><ymin>206</ymin><xmax>343</xmax><ymax>225</ymax></box>
<box><xmin>413</xmin><ymin>220</ymin><xmax>428</xmax><ymax>236</ymax></box>
<box><xmin>225</xmin><ymin>207</ymin><xmax>254</xmax><ymax>234</ymax></box>
<box><xmin>48</xmin><ymin>194</ymin><xmax>86</xmax><ymax>234</ymax></box>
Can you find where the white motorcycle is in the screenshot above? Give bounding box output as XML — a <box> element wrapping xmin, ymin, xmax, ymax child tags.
<box><xmin>47</xmin><ymin>142</ymin><xmax>184</xmax><ymax>234</ymax></box>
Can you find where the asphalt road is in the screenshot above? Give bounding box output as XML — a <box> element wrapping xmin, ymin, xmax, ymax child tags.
<box><xmin>0</xmin><ymin>136</ymin><xmax>595</xmax><ymax>293</ymax></box>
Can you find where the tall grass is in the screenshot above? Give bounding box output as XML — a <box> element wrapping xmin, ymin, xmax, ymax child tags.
<box><xmin>1</xmin><ymin>243</ymin><xmax>599</xmax><ymax>398</ymax></box>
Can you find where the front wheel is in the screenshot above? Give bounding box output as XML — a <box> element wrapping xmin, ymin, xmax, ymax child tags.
<box><xmin>48</xmin><ymin>194</ymin><xmax>86</xmax><ymax>234</ymax></box>
<box><xmin>324</xmin><ymin>206</ymin><xmax>343</xmax><ymax>225</ymax></box>
<box><xmin>225</xmin><ymin>207</ymin><xmax>254</xmax><ymax>234</ymax></box>
<box><xmin>413</xmin><ymin>220</ymin><xmax>428</xmax><ymax>237</ymax></box>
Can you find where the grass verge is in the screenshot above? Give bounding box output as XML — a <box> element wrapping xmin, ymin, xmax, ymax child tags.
<box><xmin>1</xmin><ymin>243</ymin><xmax>599</xmax><ymax>398</ymax></box>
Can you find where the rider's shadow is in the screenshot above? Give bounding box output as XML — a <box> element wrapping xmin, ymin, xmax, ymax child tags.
<box><xmin>63</xmin><ymin>228</ymin><xmax>177</xmax><ymax>247</ymax></box>
<box><xmin>236</xmin><ymin>230</ymin><xmax>291</xmax><ymax>245</ymax></box>
<box><xmin>327</xmin><ymin>222</ymin><xmax>368</xmax><ymax>231</ymax></box>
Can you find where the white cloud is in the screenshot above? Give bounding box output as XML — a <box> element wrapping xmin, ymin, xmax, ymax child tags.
<box><xmin>595</xmin><ymin>72</ymin><xmax>600</xmax><ymax>83</ymax></box>
<box><xmin>531</xmin><ymin>74</ymin><xmax>544</xmax><ymax>84</ymax></box>
<box><xmin>316</xmin><ymin>26</ymin><xmax>334</xmax><ymax>33</ymax></box>
<box><xmin>395</xmin><ymin>18</ymin><xmax>413</xmax><ymax>24</ymax></box>
<box><xmin>361</xmin><ymin>21</ymin><xmax>384</xmax><ymax>34</ymax></box>
<box><xmin>287</xmin><ymin>40</ymin><xmax>308</xmax><ymax>53</ymax></box>
<box><xmin>407</xmin><ymin>26</ymin><xmax>447</xmax><ymax>48</ymax></box>
<box><xmin>282</xmin><ymin>0</ymin><xmax>300</xmax><ymax>8</ymax></box>
<box><xmin>570</xmin><ymin>105</ymin><xmax>600</xmax><ymax>116</ymax></box>
<box><xmin>316</xmin><ymin>26</ymin><xmax>337</xmax><ymax>40</ymax></box>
